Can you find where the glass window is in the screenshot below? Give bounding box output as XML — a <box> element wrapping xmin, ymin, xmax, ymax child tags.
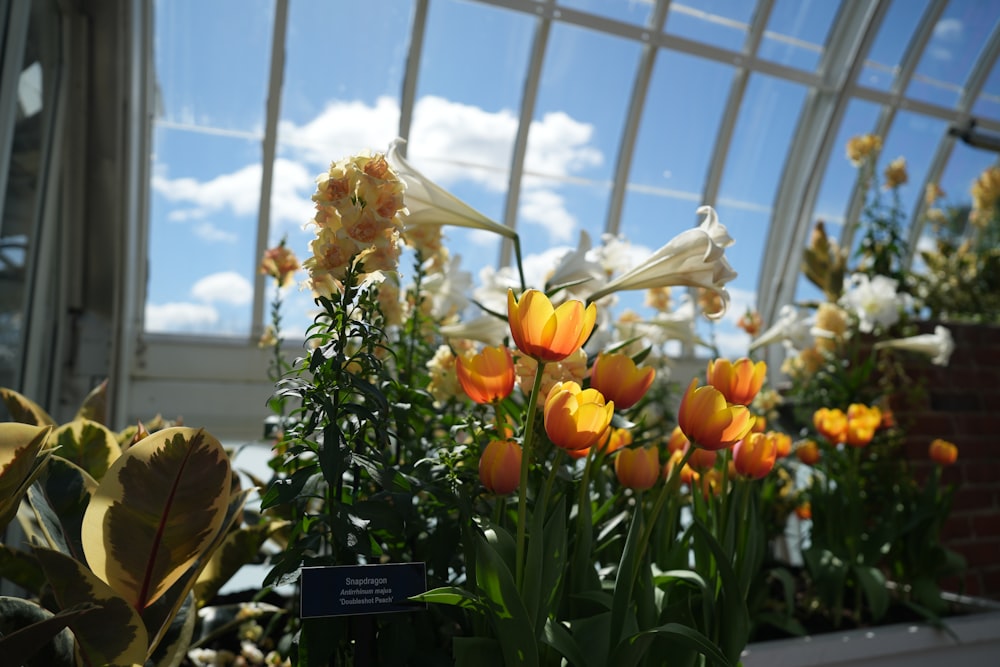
<box><xmin>906</xmin><ymin>0</ymin><xmax>997</xmax><ymax>109</ymax></box>
<box><xmin>145</xmin><ymin>0</ymin><xmax>275</xmax><ymax>336</ymax></box>
<box><xmin>664</xmin><ymin>0</ymin><xmax>755</xmax><ymax>47</ymax></box>
<box><xmin>971</xmin><ymin>57</ymin><xmax>1000</xmax><ymax>122</ymax></box>
<box><xmin>556</xmin><ymin>0</ymin><xmax>655</xmax><ymax>26</ymax></box>
<box><xmin>858</xmin><ymin>0</ymin><xmax>931</xmax><ymax>92</ymax></box>
<box><xmin>518</xmin><ymin>21</ymin><xmax>637</xmax><ymax>271</ymax></box>
<box><xmin>757</xmin><ymin>0</ymin><xmax>838</xmax><ymax>72</ymax></box>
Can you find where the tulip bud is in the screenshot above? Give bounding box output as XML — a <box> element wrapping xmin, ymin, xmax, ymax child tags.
<box><xmin>479</xmin><ymin>439</ymin><xmax>522</xmax><ymax>495</ymax></box>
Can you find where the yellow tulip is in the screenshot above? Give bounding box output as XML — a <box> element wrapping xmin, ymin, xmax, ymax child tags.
<box><xmin>479</xmin><ymin>439</ymin><xmax>522</xmax><ymax>495</ymax></box>
<box><xmin>677</xmin><ymin>379</ymin><xmax>755</xmax><ymax>451</ymax></box>
<box><xmin>507</xmin><ymin>289</ymin><xmax>597</xmax><ymax>362</ymax></box>
<box><xmin>455</xmin><ymin>346</ymin><xmax>515</xmax><ymax>404</ymax></box>
<box><xmin>705</xmin><ymin>357</ymin><xmax>766</xmax><ymax>406</ymax></box>
<box><xmin>614</xmin><ymin>446</ymin><xmax>661</xmax><ymax>491</ymax></box>
<box><xmin>543</xmin><ymin>381</ymin><xmax>614</xmax><ymax>452</ymax></box>
<box><xmin>733</xmin><ymin>432</ymin><xmax>777</xmax><ymax>480</ymax></box>
<box><xmin>929</xmin><ymin>438</ymin><xmax>958</xmax><ymax>466</ymax></box>
<box><xmin>589</xmin><ymin>352</ymin><xmax>656</xmax><ymax>410</ymax></box>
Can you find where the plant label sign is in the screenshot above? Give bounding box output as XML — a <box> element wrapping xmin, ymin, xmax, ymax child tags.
<box><xmin>300</xmin><ymin>562</ymin><xmax>427</xmax><ymax>618</ymax></box>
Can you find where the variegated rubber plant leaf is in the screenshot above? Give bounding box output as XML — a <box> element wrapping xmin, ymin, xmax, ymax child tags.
<box><xmin>46</xmin><ymin>419</ymin><xmax>121</xmax><ymax>482</ymax></box>
<box><xmin>0</xmin><ymin>423</ymin><xmax>54</xmax><ymax>532</ymax></box>
<box><xmin>81</xmin><ymin>427</ymin><xmax>232</xmax><ymax>612</ymax></box>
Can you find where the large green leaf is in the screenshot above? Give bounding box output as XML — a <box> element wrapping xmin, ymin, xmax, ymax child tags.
<box><xmin>0</xmin><ymin>387</ymin><xmax>56</xmax><ymax>426</ymax></box>
<box><xmin>73</xmin><ymin>379</ymin><xmax>108</xmax><ymax>425</ymax></box>
<box><xmin>0</xmin><ymin>544</ymin><xmax>46</xmax><ymax>594</ymax></box>
<box><xmin>34</xmin><ymin>547</ymin><xmax>149</xmax><ymax>666</ymax></box>
<box><xmin>0</xmin><ymin>423</ymin><xmax>53</xmax><ymax>532</ymax></box>
<box><xmin>690</xmin><ymin>517</ymin><xmax>750</xmax><ymax>664</ymax></box>
<box><xmin>47</xmin><ymin>419</ymin><xmax>121</xmax><ymax>481</ymax></box>
<box><xmin>193</xmin><ymin>517</ymin><xmax>290</xmax><ymax>606</ymax></box>
<box><xmin>81</xmin><ymin>427</ymin><xmax>232</xmax><ymax>611</ymax></box>
<box><xmin>474</xmin><ymin>532</ymin><xmax>539</xmax><ymax>666</ymax></box>
<box><xmin>0</xmin><ymin>596</ymin><xmax>79</xmax><ymax>667</ymax></box>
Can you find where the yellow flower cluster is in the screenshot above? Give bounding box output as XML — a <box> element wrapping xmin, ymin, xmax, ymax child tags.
<box><xmin>970</xmin><ymin>164</ymin><xmax>1000</xmax><ymax>228</ymax></box>
<box><xmin>304</xmin><ymin>153</ymin><xmax>406</xmax><ymax>296</ymax></box>
<box><xmin>882</xmin><ymin>156</ymin><xmax>908</xmax><ymax>190</ymax></box>
<box><xmin>846</xmin><ymin>133</ymin><xmax>882</xmax><ymax>166</ymax></box>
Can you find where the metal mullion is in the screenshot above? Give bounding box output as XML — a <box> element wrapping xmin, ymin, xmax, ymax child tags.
<box><xmin>397</xmin><ymin>0</ymin><xmax>428</xmax><ymax>149</ymax></box>
<box><xmin>249</xmin><ymin>0</ymin><xmax>289</xmax><ymax>342</ymax></box>
<box><xmin>604</xmin><ymin>0</ymin><xmax>671</xmax><ymax>238</ymax></box>
<box><xmin>498</xmin><ymin>0</ymin><xmax>550</xmax><ymax>268</ymax></box>
<box><xmin>839</xmin><ymin>0</ymin><xmax>947</xmax><ymax>255</ymax></box>
<box><xmin>904</xmin><ymin>18</ymin><xmax>1000</xmax><ymax>264</ymax></box>
<box><xmin>0</xmin><ymin>0</ymin><xmax>30</xmax><ymax>226</ymax></box>
<box><xmin>758</xmin><ymin>0</ymin><xmax>888</xmax><ymax>329</ymax></box>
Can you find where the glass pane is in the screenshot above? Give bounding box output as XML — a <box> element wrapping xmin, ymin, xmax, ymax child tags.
<box><xmin>906</xmin><ymin>0</ymin><xmax>998</xmax><ymax>108</ymax></box>
<box><xmin>710</xmin><ymin>74</ymin><xmax>809</xmax><ymax>356</ymax></box>
<box><xmin>517</xmin><ymin>22</ymin><xmax>637</xmax><ymax>273</ymax></box>
<box><xmin>858</xmin><ymin>0</ymin><xmax>931</xmax><ymax>92</ymax></box>
<box><xmin>154</xmin><ymin>0</ymin><xmax>273</xmax><ymax>133</ymax></box>
<box><xmin>757</xmin><ymin>0</ymin><xmax>838</xmax><ymax>72</ymax></box>
<box><xmin>665</xmin><ymin>0</ymin><xmax>756</xmax><ymax>47</ymax></box>
<box><xmin>145</xmin><ymin>128</ymin><xmax>261</xmax><ymax>335</ymax></box>
<box><xmin>556</xmin><ymin>0</ymin><xmax>654</xmax><ymax>26</ymax></box>
<box><xmin>629</xmin><ymin>50</ymin><xmax>734</xmax><ymax>197</ymax></box>
<box><xmin>918</xmin><ymin>141</ymin><xmax>998</xmax><ymax>247</ymax></box>
<box><xmin>1</xmin><ymin>0</ymin><xmax>57</xmax><ymax>390</ymax></box>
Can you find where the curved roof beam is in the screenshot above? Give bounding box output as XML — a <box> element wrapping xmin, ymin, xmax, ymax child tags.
<box><xmin>396</xmin><ymin>0</ymin><xmax>429</xmax><ymax>153</ymax></box>
<box><xmin>839</xmin><ymin>0</ymin><xmax>947</xmax><ymax>255</ymax></box>
<box><xmin>757</xmin><ymin>0</ymin><xmax>887</xmax><ymax>331</ymax></box>
<box><xmin>604</xmin><ymin>0</ymin><xmax>671</xmax><ymax>238</ymax></box>
<box><xmin>498</xmin><ymin>0</ymin><xmax>552</xmax><ymax>267</ymax></box>
<box><xmin>905</xmin><ymin>18</ymin><xmax>1000</xmax><ymax>265</ymax></box>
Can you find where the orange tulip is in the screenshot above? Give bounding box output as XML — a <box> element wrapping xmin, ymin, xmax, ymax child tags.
<box><xmin>589</xmin><ymin>352</ymin><xmax>656</xmax><ymax>410</ymax></box>
<box><xmin>456</xmin><ymin>345</ymin><xmax>515</xmax><ymax>404</ymax></box>
<box><xmin>685</xmin><ymin>443</ymin><xmax>718</xmax><ymax>472</ymax></box>
<box><xmin>771</xmin><ymin>431</ymin><xmax>792</xmax><ymax>458</ymax></box>
<box><xmin>706</xmin><ymin>357</ymin><xmax>767</xmax><ymax>406</ymax></box>
<box><xmin>543</xmin><ymin>381</ymin><xmax>614</xmax><ymax>451</ymax></box>
<box><xmin>845</xmin><ymin>403</ymin><xmax>881</xmax><ymax>447</ymax></box>
<box><xmin>699</xmin><ymin>468</ymin><xmax>724</xmax><ymax>498</ymax></box>
<box><xmin>796</xmin><ymin>439</ymin><xmax>821</xmax><ymax>465</ymax></box>
<box><xmin>677</xmin><ymin>378</ymin><xmax>755</xmax><ymax>451</ymax></box>
<box><xmin>567</xmin><ymin>426</ymin><xmax>631</xmax><ymax>460</ymax></box>
<box><xmin>929</xmin><ymin>438</ymin><xmax>958</xmax><ymax>466</ymax></box>
<box><xmin>733</xmin><ymin>432</ymin><xmax>777</xmax><ymax>480</ymax></box>
<box><xmin>813</xmin><ymin>407</ymin><xmax>847</xmax><ymax>445</ymax></box>
<box><xmin>751</xmin><ymin>415</ymin><xmax>767</xmax><ymax>433</ymax></box>
<box><xmin>507</xmin><ymin>289</ymin><xmax>597</xmax><ymax>362</ymax></box>
<box><xmin>614</xmin><ymin>446</ymin><xmax>661</xmax><ymax>491</ymax></box>
<box><xmin>479</xmin><ymin>439</ymin><xmax>522</xmax><ymax>495</ymax></box>
<box><xmin>795</xmin><ymin>502</ymin><xmax>812</xmax><ymax>520</ymax></box>
<box><xmin>664</xmin><ymin>449</ymin><xmax>698</xmax><ymax>485</ymax></box>
<box><xmin>666</xmin><ymin>425</ymin><xmax>689</xmax><ymax>454</ymax></box>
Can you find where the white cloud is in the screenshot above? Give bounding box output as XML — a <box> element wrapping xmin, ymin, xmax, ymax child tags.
<box><xmin>524</xmin><ymin>111</ymin><xmax>602</xmax><ymax>180</ymax></box>
<box><xmin>191</xmin><ymin>271</ymin><xmax>253</xmax><ymax>305</ymax></box>
<box><xmin>145</xmin><ymin>302</ymin><xmax>219</xmax><ymax>332</ymax></box>
<box><xmin>933</xmin><ymin>18</ymin><xmax>962</xmax><ymax>41</ymax></box>
<box><xmin>518</xmin><ymin>190</ymin><xmax>576</xmax><ymax>243</ymax></box>
<box><xmin>153</xmin><ymin>163</ymin><xmax>262</xmax><ymax>218</ymax></box>
<box><xmin>192</xmin><ymin>222</ymin><xmax>238</xmax><ymax>243</ymax></box>
<box><xmin>277</xmin><ymin>96</ymin><xmax>401</xmax><ymax>167</ymax></box>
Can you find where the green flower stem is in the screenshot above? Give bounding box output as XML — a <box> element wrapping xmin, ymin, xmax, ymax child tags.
<box><xmin>516</xmin><ymin>361</ymin><xmax>547</xmax><ymax>590</ymax></box>
<box><xmin>541</xmin><ymin>448</ymin><xmax>565</xmax><ymax>515</ymax></box>
<box><xmin>734</xmin><ymin>477</ymin><xmax>753</xmax><ymax>597</ymax></box>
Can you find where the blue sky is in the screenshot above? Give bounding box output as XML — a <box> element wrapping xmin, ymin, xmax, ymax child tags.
<box><xmin>145</xmin><ymin>0</ymin><xmax>1000</xmax><ymax>357</ymax></box>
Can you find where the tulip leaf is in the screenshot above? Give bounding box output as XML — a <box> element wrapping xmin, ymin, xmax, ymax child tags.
<box><xmin>0</xmin><ymin>387</ymin><xmax>56</xmax><ymax>426</ymax></box>
<box><xmin>854</xmin><ymin>564</ymin><xmax>890</xmax><ymax>621</ymax></box>
<box><xmin>609</xmin><ymin>501</ymin><xmax>644</xmax><ymax>654</ymax></box>
<box><xmin>452</xmin><ymin>637</ymin><xmax>507</xmax><ymax>667</ymax></box>
<box><xmin>690</xmin><ymin>517</ymin><xmax>749</xmax><ymax>664</ymax></box>
<box><xmin>542</xmin><ymin>617</ymin><xmax>589</xmax><ymax>667</ymax></box>
<box><xmin>34</xmin><ymin>547</ymin><xmax>149</xmax><ymax>666</ymax></box>
<box><xmin>610</xmin><ymin>622</ymin><xmax>734</xmax><ymax>667</ymax></box>
<box><xmin>474</xmin><ymin>532</ymin><xmax>539</xmax><ymax>667</ymax></box>
<box><xmin>47</xmin><ymin>419</ymin><xmax>121</xmax><ymax>481</ymax></box>
<box><xmin>0</xmin><ymin>423</ymin><xmax>53</xmax><ymax>532</ymax></box>
<box><xmin>0</xmin><ymin>596</ymin><xmax>81</xmax><ymax>667</ymax></box>
<box><xmin>81</xmin><ymin>427</ymin><xmax>232</xmax><ymax>611</ymax></box>
<box><xmin>410</xmin><ymin>586</ymin><xmax>484</xmax><ymax>611</ymax></box>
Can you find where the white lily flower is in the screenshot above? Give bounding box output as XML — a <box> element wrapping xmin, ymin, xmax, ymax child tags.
<box><xmin>874</xmin><ymin>325</ymin><xmax>954</xmax><ymax>366</ymax></box>
<box><xmin>749</xmin><ymin>304</ymin><xmax>814</xmax><ymax>352</ymax></box>
<box><xmin>386</xmin><ymin>138</ymin><xmax>517</xmax><ymax>240</ymax></box>
<box><xmin>422</xmin><ymin>253</ymin><xmax>472</xmax><ymax>320</ymax></box>
<box><xmin>439</xmin><ymin>315</ymin><xmax>509</xmax><ymax>347</ymax></box>
<box><xmin>585</xmin><ymin>206</ymin><xmax>737</xmax><ymax>319</ymax></box>
<box><xmin>545</xmin><ymin>230</ymin><xmax>607</xmax><ymax>294</ymax></box>
<box><xmin>840</xmin><ymin>273</ymin><xmax>910</xmax><ymax>334</ymax></box>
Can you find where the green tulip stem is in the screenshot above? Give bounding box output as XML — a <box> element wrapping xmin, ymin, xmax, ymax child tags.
<box><xmin>515</xmin><ymin>361</ymin><xmax>547</xmax><ymax>590</ymax></box>
<box><xmin>634</xmin><ymin>445</ymin><xmax>696</xmax><ymax>591</ymax></box>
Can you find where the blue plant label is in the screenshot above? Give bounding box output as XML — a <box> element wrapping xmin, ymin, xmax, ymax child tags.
<box><xmin>300</xmin><ymin>562</ymin><xmax>427</xmax><ymax>618</ymax></box>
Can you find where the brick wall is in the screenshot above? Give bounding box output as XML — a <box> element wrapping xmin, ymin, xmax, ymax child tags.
<box><xmin>894</xmin><ymin>322</ymin><xmax>1000</xmax><ymax>599</ymax></box>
